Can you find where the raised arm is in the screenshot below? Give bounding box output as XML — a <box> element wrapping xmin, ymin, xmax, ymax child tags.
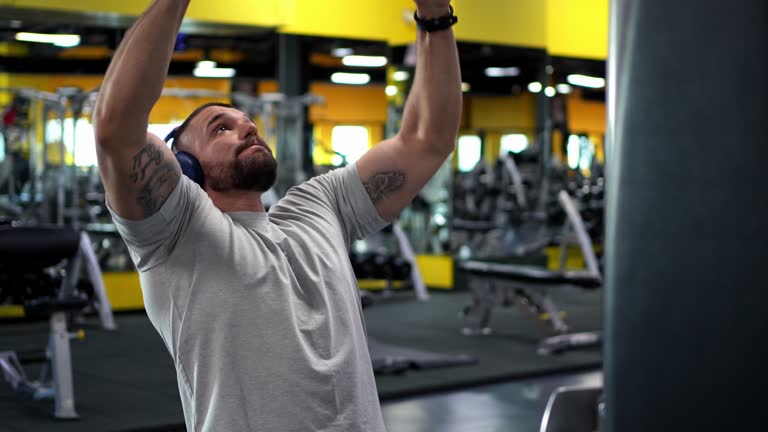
<box><xmin>356</xmin><ymin>0</ymin><xmax>462</xmax><ymax>222</ymax></box>
<box><xmin>92</xmin><ymin>0</ymin><xmax>190</xmax><ymax>220</ymax></box>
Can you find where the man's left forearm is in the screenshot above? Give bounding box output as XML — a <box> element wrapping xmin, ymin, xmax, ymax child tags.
<box><xmin>398</xmin><ymin>4</ymin><xmax>462</xmax><ymax>154</ymax></box>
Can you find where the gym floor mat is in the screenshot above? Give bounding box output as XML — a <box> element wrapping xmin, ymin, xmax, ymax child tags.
<box><xmin>0</xmin><ymin>289</ymin><xmax>601</xmax><ymax>431</ymax></box>
<box><xmin>366</xmin><ymin>289</ymin><xmax>601</xmax><ymax>400</ymax></box>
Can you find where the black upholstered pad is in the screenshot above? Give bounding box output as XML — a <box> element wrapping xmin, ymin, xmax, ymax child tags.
<box><xmin>458</xmin><ymin>260</ymin><xmax>602</xmax><ymax>289</ymax></box>
<box><xmin>0</xmin><ymin>226</ymin><xmax>80</xmax><ymax>270</ymax></box>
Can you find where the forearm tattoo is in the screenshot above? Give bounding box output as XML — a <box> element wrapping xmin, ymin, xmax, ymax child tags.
<box><xmin>363</xmin><ymin>170</ymin><xmax>406</xmax><ymax>204</ymax></box>
<box><xmin>129</xmin><ymin>144</ymin><xmax>177</xmax><ymax>216</ymax></box>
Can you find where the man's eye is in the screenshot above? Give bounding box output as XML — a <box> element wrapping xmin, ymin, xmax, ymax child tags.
<box><xmin>216</xmin><ymin>126</ymin><xmax>227</xmax><ymax>133</ymax></box>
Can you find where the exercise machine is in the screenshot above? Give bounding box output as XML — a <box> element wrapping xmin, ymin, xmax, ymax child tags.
<box><xmin>0</xmin><ymin>225</ymin><xmax>100</xmax><ymax>419</ymax></box>
<box><xmin>459</xmin><ymin>190</ymin><xmax>602</xmax><ymax>355</ymax></box>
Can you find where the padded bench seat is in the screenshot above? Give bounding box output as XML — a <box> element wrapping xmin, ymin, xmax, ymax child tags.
<box><xmin>0</xmin><ymin>226</ymin><xmax>80</xmax><ymax>270</ymax></box>
<box><xmin>458</xmin><ymin>260</ymin><xmax>602</xmax><ymax>289</ymax></box>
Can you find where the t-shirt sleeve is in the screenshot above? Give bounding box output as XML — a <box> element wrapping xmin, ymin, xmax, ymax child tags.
<box><xmin>274</xmin><ymin>163</ymin><xmax>388</xmax><ymax>248</ymax></box>
<box><xmin>106</xmin><ymin>176</ymin><xmax>202</xmax><ymax>271</ymax></box>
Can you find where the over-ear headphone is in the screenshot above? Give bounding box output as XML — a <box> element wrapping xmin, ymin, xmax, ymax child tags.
<box><xmin>164</xmin><ymin>128</ymin><xmax>204</xmax><ymax>188</ymax></box>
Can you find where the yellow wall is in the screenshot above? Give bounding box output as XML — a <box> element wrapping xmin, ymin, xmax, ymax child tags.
<box><xmin>312</xmin><ymin>122</ymin><xmax>384</xmax><ymax>166</ymax></box>
<box><xmin>3</xmin><ymin>0</ymin><xmax>413</xmax><ymax>45</ymax></box>
<box><xmin>1</xmin><ymin>0</ymin><xmax>609</xmax><ymax>59</ymax></box>
<box><xmin>452</xmin><ymin>0</ymin><xmax>547</xmax><ymax>48</ymax></box>
<box><xmin>0</xmin><ymin>42</ymin><xmax>28</xmax><ymax>56</ymax></box>
<box><xmin>150</xmin><ymin>77</ymin><xmax>231</xmax><ymax>123</ymax></box>
<box><xmin>309</xmin><ymin>83</ymin><xmax>388</xmax><ymax>124</ymax></box>
<box><xmin>0</xmin><ymin>73</ymin><xmax>231</xmax><ymax>124</ymax></box>
<box><xmin>282</xmin><ymin>0</ymin><xmax>413</xmax><ymax>43</ymax></box>
<box><xmin>469</xmin><ymin>93</ymin><xmax>536</xmax><ymax>131</ymax></box>
<box><xmin>456</xmin><ymin>93</ymin><xmax>538</xmax><ymax>164</ymax></box>
<box><xmin>567</xmin><ymin>92</ymin><xmax>606</xmax><ymax>135</ymax></box>
<box><xmin>547</xmin><ymin>0</ymin><xmax>609</xmax><ymax>59</ymax></box>
<box><xmin>2</xmin><ymin>0</ymin><xmax>284</xmax><ymax>28</ymax></box>
<box><xmin>308</xmin><ymin>83</ymin><xmax>387</xmax><ymax>164</ymax></box>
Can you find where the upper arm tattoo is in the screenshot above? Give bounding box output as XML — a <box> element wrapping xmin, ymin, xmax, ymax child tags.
<box><xmin>129</xmin><ymin>144</ymin><xmax>178</xmax><ymax>217</ymax></box>
<box><xmin>363</xmin><ymin>170</ymin><xmax>406</xmax><ymax>204</ymax></box>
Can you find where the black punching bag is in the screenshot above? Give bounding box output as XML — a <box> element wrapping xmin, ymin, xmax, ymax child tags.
<box><xmin>605</xmin><ymin>0</ymin><xmax>768</xmax><ymax>431</ymax></box>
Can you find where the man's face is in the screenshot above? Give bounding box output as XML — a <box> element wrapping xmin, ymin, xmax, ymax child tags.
<box><xmin>187</xmin><ymin>106</ymin><xmax>277</xmax><ymax>192</ymax></box>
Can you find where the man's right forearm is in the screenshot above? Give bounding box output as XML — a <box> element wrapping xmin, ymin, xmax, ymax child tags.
<box><xmin>93</xmin><ymin>0</ymin><xmax>190</xmax><ymax>143</ymax></box>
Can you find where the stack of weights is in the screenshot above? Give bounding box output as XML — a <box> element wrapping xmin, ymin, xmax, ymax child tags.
<box><xmin>349</xmin><ymin>252</ymin><xmax>412</xmax><ymax>285</ymax></box>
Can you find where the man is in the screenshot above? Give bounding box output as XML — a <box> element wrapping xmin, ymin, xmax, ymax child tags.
<box><xmin>92</xmin><ymin>0</ymin><xmax>461</xmax><ymax>430</ymax></box>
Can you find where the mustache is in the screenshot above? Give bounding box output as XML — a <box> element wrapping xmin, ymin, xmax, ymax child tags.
<box><xmin>235</xmin><ymin>135</ymin><xmax>269</xmax><ymax>155</ymax></box>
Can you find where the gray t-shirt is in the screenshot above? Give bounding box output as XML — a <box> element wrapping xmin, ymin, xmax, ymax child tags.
<box><xmin>108</xmin><ymin>164</ymin><xmax>388</xmax><ymax>432</ymax></box>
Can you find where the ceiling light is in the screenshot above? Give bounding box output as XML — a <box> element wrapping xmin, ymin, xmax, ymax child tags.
<box><xmin>485</xmin><ymin>67</ymin><xmax>520</xmax><ymax>78</ymax></box>
<box><xmin>332</xmin><ymin>47</ymin><xmax>354</xmax><ymax>57</ymax></box>
<box><xmin>193</xmin><ymin>67</ymin><xmax>236</xmax><ymax>78</ymax></box>
<box><xmin>393</xmin><ymin>70</ymin><xmax>411</xmax><ymax>82</ymax></box>
<box><xmin>527</xmin><ymin>82</ymin><xmax>543</xmax><ymax>93</ymax></box>
<box><xmin>15</xmin><ymin>32</ymin><xmax>80</xmax><ymax>48</ymax></box>
<box><xmin>556</xmin><ymin>84</ymin><xmax>572</xmax><ymax>94</ymax></box>
<box><xmin>461</xmin><ymin>82</ymin><xmax>471</xmax><ymax>93</ymax></box>
<box><xmin>195</xmin><ymin>60</ymin><xmax>217</xmax><ymax>69</ymax></box>
<box><xmin>342</xmin><ymin>55</ymin><xmax>388</xmax><ymax>68</ymax></box>
<box><xmin>385</xmin><ymin>85</ymin><xmax>398</xmax><ymax>96</ymax></box>
<box><xmin>331</xmin><ymin>72</ymin><xmax>370</xmax><ymax>85</ymax></box>
<box><xmin>544</xmin><ymin>86</ymin><xmax>556</xmax><ymax>97</ymax></box>
<box><xmin>567</xmin><ymin>74</ymin><xmax>606</xmax><ymax>88</ymax></box>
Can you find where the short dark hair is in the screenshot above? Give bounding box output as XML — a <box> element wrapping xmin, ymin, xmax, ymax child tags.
<box><xmin>164</xmin><ymin>102</ymin><xmax>233</xmax><ymax>150</ymax></box>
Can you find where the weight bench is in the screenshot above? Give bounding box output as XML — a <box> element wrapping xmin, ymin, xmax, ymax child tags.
<box><xmin>0</xmin><ymin>297</ymin><xmax>88</xmax><ymax>419</ymax></box>
<box><xmin>459</xmin><ymin>191</ymin><xmax>603</xmax><ymax>355</ymax></box>
<box><xmin>0</xmin><ymin>225</ymin><xmax>107</xmax><ymax>419</ymax></box>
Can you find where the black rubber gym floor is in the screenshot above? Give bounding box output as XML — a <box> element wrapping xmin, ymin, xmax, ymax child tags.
<box><xmin>0</xmin><ymin>289</ymin><xmax>601</xmax><ymax>431</ymax></box>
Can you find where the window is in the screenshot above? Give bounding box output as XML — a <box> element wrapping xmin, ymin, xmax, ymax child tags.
<box><xmin>45</xmin><ymin>118</ymin><xmax>97</xmax><ymax>167</ymax></box>
<box><xmin>579</xmin><ymin>136</ymin><xmax>595</xmax><ymax>171</ymax></box>
<box><xmin>331</xmin><ymin>125</ymin><xmax>369</xmax><ymax>166</ymax></box>
<box><xmin>45</xmin><ymin>120</ymin><xmax>181</xmax><ymax>167</ymax></box>
<box><xmin>499</xmin><ymin>134</ymin><xmax>528</xmax><ymax>155</ymax></box>
<box><xmin>567</xmin><ymin>134</ymin><xmax>595</xmax><ymax>171</ymax></box>
<box><xmin>567</xmin><ymin>134</ymin><xmax>581</xmax><ymax>169</ymax></box>
<box><xmin>147</xmin><ymin>124</ymin><xmax>178</xmax><ymax>146</ymax></box>
<box><xmin>457</xmin><ymin>135</ymin><xmax>482</xmax><ymax>172</ymax></box>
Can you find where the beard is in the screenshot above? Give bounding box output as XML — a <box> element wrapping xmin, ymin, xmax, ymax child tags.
<box><xmin>204</xmin><ymin>151</ymin><xmax>278</xmax><ymax>192</ymax></box>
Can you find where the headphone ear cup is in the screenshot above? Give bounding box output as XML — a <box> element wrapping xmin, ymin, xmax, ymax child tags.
<box><xmin>175</xmin><ymin>151</ymin><xmax>204</xmax><ymax>188</ymax></box>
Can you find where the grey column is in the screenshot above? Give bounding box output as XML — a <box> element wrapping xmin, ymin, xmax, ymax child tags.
<box><xmin>606</xmin><ymin>1</ymin><xmax>768</xmax><ymax>431</ymax></box>
<box><xmin>534</xmin><ymin>55</ymin><xmax>551</xmax><ymax>213</ymax></box>
<box><xmin>276</xmin><ymin>34</ymin><xmax>310</xmax><ymax>194</ymax></box>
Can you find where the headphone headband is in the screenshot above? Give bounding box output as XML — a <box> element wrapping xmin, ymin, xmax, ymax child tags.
<box><xmin>164</xmin><ymin>127</ymin><xmax>179</xmax><ymax>144</ymax></box>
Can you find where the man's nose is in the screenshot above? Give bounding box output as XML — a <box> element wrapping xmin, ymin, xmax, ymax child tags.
<box><xmin>239</xmin><ymin>122</ymin><xmax>258</xmax><ymax>140</ymax></box>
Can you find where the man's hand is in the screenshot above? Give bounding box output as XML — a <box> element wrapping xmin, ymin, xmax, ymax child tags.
<box><xmin>414</xmin><ymin>0</ymin><xmax>452</xmax><ymax>19</ymax></box>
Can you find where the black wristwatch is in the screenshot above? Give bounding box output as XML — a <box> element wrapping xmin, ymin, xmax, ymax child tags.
<box><xmin>414</xmin><ymin>5</ymin><xmax>458</xmax><ymax>33</ymax></box>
